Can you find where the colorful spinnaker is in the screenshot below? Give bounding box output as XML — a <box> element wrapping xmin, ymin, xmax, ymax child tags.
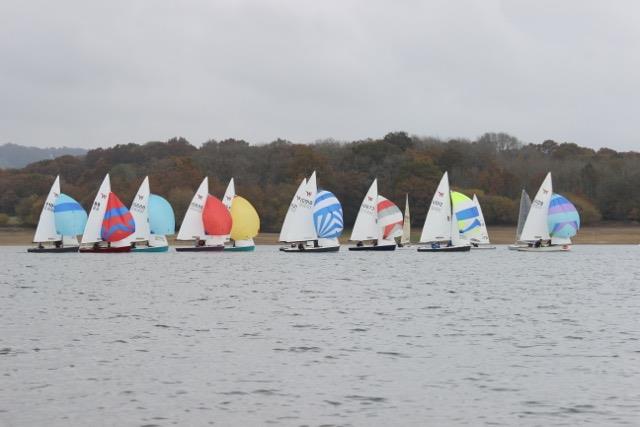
<box><xmin>313</xmin><ymin>190</ymin><xmax>343</xmax><ymax>238</ymax></box>
<box><xmin>54</xmin><ymin>194</ymin><xmax>87</xmax><ymax>236</ymax></box>
<box><xmin>101</xmin><ymin>192</ymin><xmax>135</xmax><ymax>242</ymax></box>
<box><xmin>450</xmin><ymin>191</ymin><xmax>481</xmax><ymax>240</ymax></box>
<box><xmin>548</xmin><ymin>194</ymin><xmax>580</xmax><ymax>238</ymax></box>
<box><xmin>377</xmin><ymin>196</ymin><xmax>403</xmax><ymax>240</ymax></box>
<box><xmin>203</xmin><ymin>195</ymin><xmax>232</xmax><ymax>236</ymax></box>
<box><xmin>229</xmin><ymin>196</ymin><xmax>260</xmax><ymax>241</ymax></box>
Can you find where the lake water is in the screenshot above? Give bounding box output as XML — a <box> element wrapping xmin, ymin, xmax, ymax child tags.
<box><xmin>1</xmin><ymin>245</ymin><xmax>638</xmax><ymax>426</ymax></box>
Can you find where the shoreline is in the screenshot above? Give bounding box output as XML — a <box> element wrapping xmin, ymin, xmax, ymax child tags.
<box><xmin>2</xmin><ymin>225</ymin><xmax>639</xmax><ymax>246</ymax></box>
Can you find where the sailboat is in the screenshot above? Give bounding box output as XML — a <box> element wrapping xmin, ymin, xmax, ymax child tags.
<box><xmin>417</xmin><ymin>172</ymin><xmax>471</xmax><ymax>252</ymax></box>
<box><xmin>450</xmin><ymin>191</ymin><xmax>496</xmax><ymax>249</ymax></box>
<box><xmin>175</xmin><ymin>177</ymin><xmax>232</xmax><ymax>252</ymax></box>
<box><xmin>125</xmin><ymin>176</ymin><xmax>175</xmax><ymax>252</ymax></box>
<box><xmin>349</xmin><ymin>179</ymin><xmax>403</xmax><ymax>251</ymax></box>
<box><xmin>80</xmin><ymin>174</ymin><xmax>136</xmax><ymax>253</ymax></box>
<box><xmin>508</xmin><ymin>189</ymin><xmax>532</xmax><ymax>250</ymax></box>
<box><xmin>28</xmin><ymin>175</ymin><xmax>88</xmax><ymax>253</ymax></box>
<box><xmin>517</xmin><ymin>172</ymin><xmax>580</xmax><ymax>252</ymax></box>
<box><xmin>222</xmin><ymin>178</ymin><xmax>260</xmax><ymax>252</ymax></box>
<box><xmin>280</xmin><ymin>171</ymin><xmax>343</xmax><ymax>252</ymax></box>
<box><xmin>398</xmin><ymin>194</ymin><xmax>412</xmax><ymax>247</ymax></box>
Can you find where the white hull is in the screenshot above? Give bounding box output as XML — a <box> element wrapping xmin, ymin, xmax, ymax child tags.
<box><xmin>517</xmin><ymin>245</ymin><xmax>571</xmax><ymax>252</ymax></box>
<box><xmin>508</xmin><ymin>243</ymin><xmax>529</xmax><ymax>251</ymax></box>
<box><xmin>471</xmin><ymin>244</ymin><xmax>496</xmax><ymax>250</ymax></box>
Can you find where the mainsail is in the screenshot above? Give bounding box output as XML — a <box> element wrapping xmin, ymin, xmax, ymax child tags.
<box><xmin>350</xmin><ymin>179</ymin><xmax>378</xmax><ymax>241</ymax></box>
<box><xmin>279</xmin><ymin>178</ymin><xmax>306</xmax><ymax>242</ymax></box>
<box><xmin>515</xmin><ymin>189</ymin><xmax>532</xmax><ymax>242</ymax></box>
<box><xmin>177</xmin><ymin>177</ymin><xmax>208</xmax><ymax>241</ymax></box>
<box><xmin>520</xmin><ymin>173</ymin><xmax>553</xmax><ymax>242</ymax></box>
<box><xmin>472</xmin><ymin>194</ymin><xmax>491</xmax><ymax>244</ymax></box>
<box><xmin>419</xmin><ymin>172</ymin><xmax>452</xmax><ymax>243</ymax></box>
<box><xmin>128</xmin><ymin>177</ymin><xmax>151</xmax><ymax>243</ymax></box>
<box><xmin>82</xmin><ymin>174</ymin><xmax>111</xmax><ymax>244</ymax></box>
<box><xmin>401</xmin><ymin>194</ymin><xmax>411</xmax><ymax>244</ymax></box>
<box><xmin>33</xmin><ymin>176</ymin><xmax>61</xmax><ymax>243</ymax></box>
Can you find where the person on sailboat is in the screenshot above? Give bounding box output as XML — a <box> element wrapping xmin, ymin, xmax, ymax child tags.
<box><xmin>534</xmin><ymin>239</ymin><xmax>542</xmax><ymax>248</ymax></box>
<box><xmin>54</xmin><ymin>240</ymin><xmax>62</xmax><ymax>248</ymax></box>
<box><xmin>356</xmin><ymin>241</ymin><xmax>363</xmax><ymax>247</ymax></box>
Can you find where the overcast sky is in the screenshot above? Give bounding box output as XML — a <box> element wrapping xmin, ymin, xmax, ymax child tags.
<box><xmin>1</xmin><ymin>0</ymin><xmax>638</xmax><ymax>150</ymax></box>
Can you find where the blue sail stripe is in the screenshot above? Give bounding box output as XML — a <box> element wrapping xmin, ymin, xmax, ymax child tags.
<box><xmin>460</xmin><ymin>218</ymin><xmax>482</xmax><ymax>234</ymax></box>
<box><xmin>103</xmin><ymin>206</ymin><xmax>130</xmax><ymax>220</ymax></box>
<box><xmin>313</xmin><ymin>191</ymin><xmax>343</xmax><ymax>238</ymax></box>
<box><xmin>54</xmin><ymin>202</ymin><xmax>83</xmax><ymax>213</ymax></box>
<box><xmin>101</xmin><ymin>222</ymin><xmax>135</xmax><ymax>239</ymax></box>
<box><xmin>455</xmin><ymin>206</ymin><xmax>480</xmax><ymax>221</ymax></box>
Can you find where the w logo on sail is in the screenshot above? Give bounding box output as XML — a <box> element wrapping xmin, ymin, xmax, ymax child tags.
<box><xmin>437</xmin><ymin>191</ymin><xmax>444</xmax><ymax>197</ymax></box>
<box><xmin>367</xmin><ymin>196</ymin><xmax>373</xmax><ymax>201</ymax></box>
<box><xmin>306</xmin><ymin>191</ymin><xmax>312</xmax><ymax>197</ymax></box>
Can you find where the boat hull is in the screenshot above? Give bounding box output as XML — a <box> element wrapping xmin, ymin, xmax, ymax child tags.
<box><xmin>132</xmin><ymin>245</ymin><xmax>169</xmax><ymax>253</ymax></box>
<box><xmin>224</xmin><ymin>245</ymin><xmax>255</xmax><ymax>252</ymax></box>
<box><xmin>28</xmin><ymin>246</ymin><xmax>79</xmax><ymax>253</ymax></box>
<box><xmin>79</xmin><ymin>246</ymin><xmax>132</xmax><ymax>253</ymax></box>
<box><xmin>508</xmin><ymin>244</ymin><xmax>528</xmax><ymax>251</ymax></box>
<box><xmin>417</xmin><ymin>245</ymin><xmax>471</xmax><ymax>252</ymax></box>
<box><xmin>348</xmin><ymin>244</ymin><xmax>396</xmax><ymax>251</ymax></box>
<box><xmin>471</xmin><ymin>245</ymin><xmax>497</xmax><ymax>250</ymax></box>
<box><xmin>280</xmin><ymin>245</ymin><xmax>340</xmax><ymax>253</ymax></box>
<box><xmin>175</xmin><ymin>245</ymin><xmax>224</xmax><ymax>252</ymax></box>
<box><xmin>517</xmin><ymin>245</ymin><xmax>570</xmax><ymax>252</ymax></box>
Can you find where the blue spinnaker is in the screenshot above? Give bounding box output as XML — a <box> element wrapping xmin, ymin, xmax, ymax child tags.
<box><xmin>313</xmin><ymin>190</ymin><xmax>343</xmax><ymax>238</ymax></box>
<box><xmin>149</xmin><ymin>194</ymin><xmax>175</xmax><ymax>235</ymax></box>
<box><xmin>54</xmin><ymin>193</ymin><xmax>87</xmax><ymax>236</ymax></box>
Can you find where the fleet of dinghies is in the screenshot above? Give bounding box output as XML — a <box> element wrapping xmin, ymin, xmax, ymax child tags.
<box><xmin>29</xmin><ymin>170</ymin><xmax>582</xmax><ymax>253</ymax></box>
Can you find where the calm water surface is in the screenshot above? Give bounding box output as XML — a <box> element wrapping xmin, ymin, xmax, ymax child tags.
<box><xmin>1</xmin><ymin>245</ymin><xmax>638</xmax><ymax>426</ymax></box>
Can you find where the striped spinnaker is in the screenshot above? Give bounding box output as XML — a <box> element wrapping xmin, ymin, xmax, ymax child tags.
<box><xmin>377</xmin><ymin>196</ymin><xmax>403</xmax><ymax>239</ymax></box>
<box><xmin>101</xmin><ymin>192</ymin><xmax>135</xmax><ymax>242</ymax></box>
<box><xmin>450</xmin><ymin>191</ymin><xmax>481</xmax><ymax>239</ymax></box>
<box><xmin>54</xmin><ymin>193</ymin><xmax>87</xmax><ymax>236</ymax></box>
<box><xmin>547</xmin><ymin>193</ymin><xmax>580</xmax><ymax>238</ymax></box>
<box><xmin>313</xmin><ymin>190</ymin><xmax>343</xmax><ymax>238</ymax></box>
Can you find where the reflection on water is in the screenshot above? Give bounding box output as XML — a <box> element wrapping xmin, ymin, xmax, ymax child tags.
<box><xmin>1</xmin><ymin>246</ymin><xmax>638</xmax><ymax>426</ymax></box>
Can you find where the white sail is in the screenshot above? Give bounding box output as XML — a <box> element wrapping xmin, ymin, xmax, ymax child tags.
<box><xmin>81</xmin><ymin>174</ymin><xmax>111</xmax><ymax>244</ymax></box>
<box><xmin>419</xmin><ymin>172</ymin><xmax>452</xmax><ymax>243</ymax></box>
<box><xmin>279</xmin><ymin>178</ymin><xmax>306</xmax><ymax>242</ymax></box>
<box><xmin>472</xmin><ymin>194</ymin><xmax>491</xmax><ymax>244</ymax></box>
<box><xmin>128</xmin><ymin>176</ymin><xmax>151</xmax><ymax>242</ymax></box>
<box><xmin>176</xmin><ymin>177</ymin><xmax>208</xmax><ymax>241</ymax></box>
<box><xmin>401</xmin><ymin>194</ymin><xmax>411</xmax><ymax>244</ymax></box>
<box><xmin>515</xmin><ymin>189</ymin><xmax>532</xmax><ymax>242</ymax></box>
<box><xmin>285</xmin><ymin>171</ymin><xmax>318</xmax><ymax>242</ymax></box>
<box><xmin>222</xmin><ymin>178</ymin><xmax>235</xmax><ymax>210</ymax></box>
<box><xmin>33</xmin><ymin>175</ymin><xmax>61</xmax><ymax>243</ymax></box>
<box><xmin>350</xmin><ymin>179</ymin><xmax>379</xmax><ymax>241</ymax></box>
<box><xmin>520</xmin><ymin>172</ymin><xmax>553</xmax><ymax>242</ymax></box>
<box><xmin>221</xmin><ymin>178</ymin><xmax>235</xmax><ymax>242</ymax></box>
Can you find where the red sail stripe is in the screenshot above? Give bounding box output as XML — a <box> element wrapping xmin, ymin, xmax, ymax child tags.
<box><xmin>101</xmin><ymin>192</ymin><xmax>135</xmax><ymax>242</ymax></box>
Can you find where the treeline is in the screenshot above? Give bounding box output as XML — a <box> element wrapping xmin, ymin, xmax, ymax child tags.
<box><xmin>1</xmin><ymin>132</ymin><xmax>639</xmax><ymax>232</ymax></box>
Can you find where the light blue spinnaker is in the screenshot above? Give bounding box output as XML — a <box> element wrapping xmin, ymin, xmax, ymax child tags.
<box><xmin>313</xmin><ymin>190</ymin><xmax>343</xmax><ymax>238</ymax></box>
<box><xmin>547</xmin><ymin>193</ymin><xmax>580</xmax><ymax>238</ymax></box>
<box><xmin>148</xmin><ymin>194</ymin><xmax>175</xmax><ymax>235</ymax></box>
<box><xmin>54</xmin><ymin>193</ymin><xmax>88</xmax><ymax>236</ymax></box>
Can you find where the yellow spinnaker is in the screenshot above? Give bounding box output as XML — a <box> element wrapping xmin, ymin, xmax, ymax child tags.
<box><xmin>230</xmin><ymin>196</ymin><xmax>260</xmax><ymax>240</ymax></box>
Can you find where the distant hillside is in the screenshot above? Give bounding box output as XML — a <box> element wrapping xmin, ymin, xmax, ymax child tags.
<box><xmin>0</xmin><ymin>143</ymin><xmax>87</xmax><ymax>168</ymax></box>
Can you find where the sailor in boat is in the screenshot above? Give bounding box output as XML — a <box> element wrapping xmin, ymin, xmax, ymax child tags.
<box><xmin>356</xmin><ymin>241</ymin><xmax>363</xmax><ymax>247</ymax></box>
<box><xmin>431</xmin><ymin>242</ymin><xmax>440</xmax><ymax>249</ymax></box>
<box><xmin>313</xmin><ymin>240</ymin><xmax>319</xmax><ymax>248</ymax></box>
<box><xmin>298</xmin><ymin>243</ymin><xmax>304</xmax><ymax>250</ymax></box>
<box><xmin>54</xmin><ymin>240</ymin><xmax>62</xmax><ymax>249</ymax></box>
<box><xmin>38</xmin><ymin>243</ymin><xmax>44</xmax><ymax>249</ymax></box>
<box><xmin>197</xmin><ymin>239</ymin><xmax>205</xmax><ymax>247</ymax></box>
